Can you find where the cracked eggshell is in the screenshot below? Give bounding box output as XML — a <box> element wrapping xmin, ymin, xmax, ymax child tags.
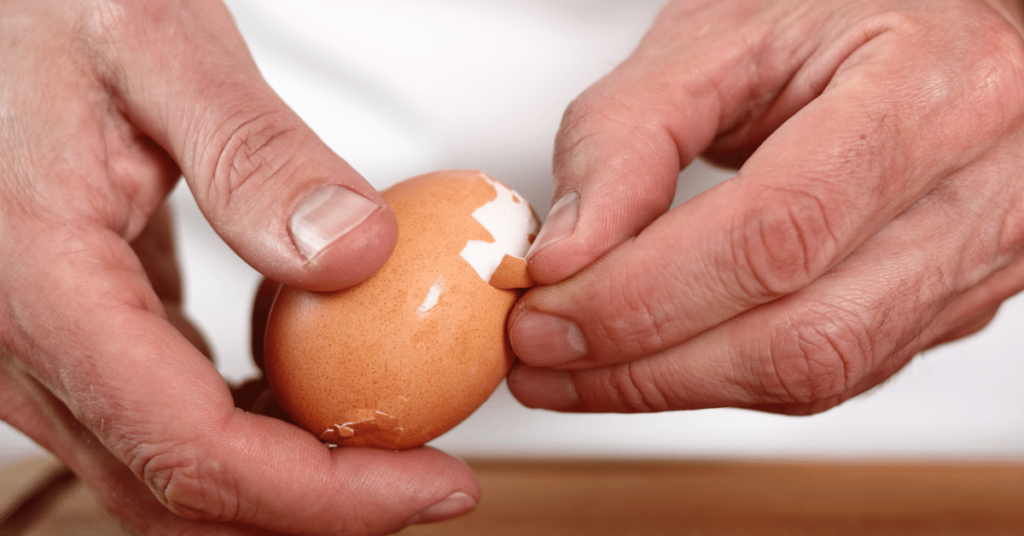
<box><xmin>264</xmin><ymin>170</ymin><xmax>539</xmax><ymax>449</ymax></box>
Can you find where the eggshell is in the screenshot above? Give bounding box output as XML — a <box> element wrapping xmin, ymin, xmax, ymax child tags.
<box><xmin>489</xmin><ymin>254</ymin><xmax>536</xmax><ymax>290</ymax></box>
<box><xmin>264</xmin><ymin>170</ymin><xmax>538</xmax><ymax>449</ymax></box>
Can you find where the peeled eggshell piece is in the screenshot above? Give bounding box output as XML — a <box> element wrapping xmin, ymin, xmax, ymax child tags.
<box><xmin>458</xmin><ymin>174</ymin><xmax>538</xmax><ymax>287</ymax></box>
<box><xmin>264</xmin><ymin>170</ymin><xmax>539</xmax><ymax>449</ymax></box>
<box><xmin>489</xmin><ymin>254</ymin><xmax>536</xmax><ymax>290</ymax></box>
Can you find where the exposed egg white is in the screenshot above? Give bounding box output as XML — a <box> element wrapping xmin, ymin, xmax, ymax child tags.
<box><xmin>459</xmin><ymin>175</ymin><xmax>539</xmax><ymax>283</ymax></box>
<box><xmin>417</xmin><ymin>274</ymin><xmax>446</xmax><ymax>316</ymax></box>
<box><xmin>265</xmin><ymin>170</ymin><xmax>533</xmax><ymax>450</ymax></box>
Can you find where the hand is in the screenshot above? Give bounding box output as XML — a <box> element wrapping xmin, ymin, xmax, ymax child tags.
<box><xmin>509</xmin><ymin>0</ymin><xmax>1024</xmax><ymax>416</ymax></box>
<box><xmin>0</xmin><ymin>1</ymin><xmax>477</xmax><ymax>534</ymax></box>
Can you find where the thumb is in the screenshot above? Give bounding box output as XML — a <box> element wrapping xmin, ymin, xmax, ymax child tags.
<box><xmin>527</xmin><ymin>35</ymin><xmax>723</xmax><ymax>284</ymax></box>
<box><xmin>97</xmin><ymin>0</ymin><xmax>396</xmax><ymax>291</ymax></box>
<box><xmin>528</xmin><ymin>0</ymin><xmax>833</xmax><ymax>284</ymax></box>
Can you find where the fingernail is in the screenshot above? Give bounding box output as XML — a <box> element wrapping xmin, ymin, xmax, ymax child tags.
<box><xmin>510</xmin><ymin>311</ymin><xmax>588</xmax><ymax>366</ymax></box>
<box><xmin>526</xmin><ymin>192</ymin><xmax>579</xmax><ymax>259</ymax></box>
<box><xmin>508</xmin><ymin>365</ymin><xmax>579</xmax><ymax>410</ymax></box>
<box><xmin>289</xmin><ymin>184</ymin><xmax>380</xmax><ymax>260</ymax></box>
<box><xmin>407</xmin><ymin>491</ymin><xmax>477</xmax><ymax>525</ymax></box>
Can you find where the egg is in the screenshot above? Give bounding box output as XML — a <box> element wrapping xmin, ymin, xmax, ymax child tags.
<box><xmin>264</xmin><ymin>170</ymin><xmax>539</xmax><ymax>449</ymax></box>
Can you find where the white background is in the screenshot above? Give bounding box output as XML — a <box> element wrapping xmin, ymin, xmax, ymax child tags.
<box><xmin>2</xmin><ymin>0</ymin><xmax>1022</xmax><ymax>464</ymax></box>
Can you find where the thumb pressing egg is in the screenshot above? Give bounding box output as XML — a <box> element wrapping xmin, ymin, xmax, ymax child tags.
<box><xmin>264</xmin><ymin>170</ymin><xmax>539</xmax><ymax>449</ymax></box>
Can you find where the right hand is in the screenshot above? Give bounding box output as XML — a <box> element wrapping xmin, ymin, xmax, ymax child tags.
<box><xmin>0</xmin><ymin>1</ymin><xmax>478</xmax><ymax>534</ymax></box>
<box><xmin>510</xmin><ymin>0</ymin><xmax>1024</xmax><ymax>417</ymax></box>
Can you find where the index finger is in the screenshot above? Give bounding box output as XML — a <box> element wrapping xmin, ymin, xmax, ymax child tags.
<box><xmin>511</xmin><ymin>8</ymin><xmax>1024</xmax><ymax>371</ymax></box>
<box><xmin>5</xmin><ymin>226</ymin><xmax>478</xmax><ymax>534</ymax></box>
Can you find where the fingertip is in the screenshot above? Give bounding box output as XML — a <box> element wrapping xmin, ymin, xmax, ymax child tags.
<box><xmin>406</xmin><ymin>491</ymin><xmax>478</xmax><ymax>526</ymax></box>
<box><xmin>509</xmin><ymin>308</ymin><xmax>588</xmax><ymax>368</ymax></box>
<box><xmin>159</xmin><ymin>410</ymin><xmax>482</xmax><ymax>532</ymax></box>
<box><xmin>525</xmin><ymin>185</ymin><xmax>673</xmax><ymax>285</ymax></box>
<box><xmin>288</xmin><ymin>184</ymin><xmax>384</xmax><ymax>261</ymax></box>
<box><xmin>524</xmin><ymin>191</ymin><xmax>587</xmax><ymax>284</ymax></box>
<box><xmin>286</xmin><ymin>192</ymin><xmax>399</xmax><ymax>291</ymax></box>
<box><xmin>525</xmin><ymin>192</ymin><xmax>579</xmax><ymax>260</ymax></box>
<box><xmin>534</xmin><ymin>107</ymin><xmax>682</xmax><ymax>284</ymax></box>
<box><xmin>332</xmin><ymin>444</ymin><xmax>482</xmax><ymax>530</ymax></box>
<box><xmin>507</xmin><ymin>363</ymin><xmax>579</xmax><ymax>411</ymax></box>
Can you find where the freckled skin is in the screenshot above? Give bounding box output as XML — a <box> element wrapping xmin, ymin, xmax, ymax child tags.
<box><xmin>264</xmin><ymin>170</ymin><xmax>524</xmax><ymax>449</ymax></box>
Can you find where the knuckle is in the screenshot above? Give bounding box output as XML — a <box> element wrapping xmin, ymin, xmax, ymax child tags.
<box><xmin>78</xmin><ymin>0</ymin><xmax>132</xmax><ymax>45</ymax></box>
<box><xmin>558</xmin><ymin>93</ymin><xmax>597</xmax><ymax>136</ymax></box>
<box><xmin>134</xmin><ymin>442</ymin><xmax>243</xmax><ymax>523</ymax></box>
<box><xmin>963</xmin><ymin>23</ymin><xmax>1024</xmax><ymax>120</ymax></box>
<box><xmin>206</xmin><ymin>108</ymin><xmax>303</xmax><ymax>217</ymax></box>
<box><xmin>554</xmin><ymin>94</ymin><xmax>615</xmax><ymax>169</ymax></box>
<box><xmin>555</xmin><ymin>89</ymin><xmax>658</xmax><ymax>168</ymax></box>
<box><xmin>913</xmin><ymin>1</ymin><xmax>1024</xmax><ymax>122</ymax></box>
<box><xmin>997</xmin><ymin>207</ymin><xmax>1024</xmax><ymax>266</ymax></box>
<box><xmin>592</xmin><ymin>271</ymin><xmax>681</xmax><ymax>357</ymax></box>
<box><xmin>892</xmin><ymin>4</ymin><xmax>1024</xmax><ymax>126</ymax></box>
<box><xmin>730</xmin><ymin>187</ymin><xmax>840</xmax><ymax>299</ymax></box>
<box><xmin>558</xmin><ymin>91</ymin><xmax>631</xmax><ymax>138</ymax></box>
<box><xmin>761</xmin><ymin>309</ymin><xmax>871</xmax><ymax>406</ymax></box>
<box><xmin>602</xmin><ymin>362</ymin><xmax>671</xmax><ymax>413</ymax></box>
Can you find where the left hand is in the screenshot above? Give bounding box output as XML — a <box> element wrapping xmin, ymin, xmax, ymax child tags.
<box><xmin>508</xmin><ymin>0</ymin><xmax>1024</xmax><ymax>415</ymax></box>
<box><xmin>0</xmin><ymin>2</ymin><xmax>476</xmax><ymax>533</ymax></box>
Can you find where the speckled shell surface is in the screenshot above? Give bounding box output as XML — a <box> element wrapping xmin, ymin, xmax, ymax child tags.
<box><xmin>264</xmin><ymin>170</ymin><xmax>526</xmax><ymax>449</ymax></box>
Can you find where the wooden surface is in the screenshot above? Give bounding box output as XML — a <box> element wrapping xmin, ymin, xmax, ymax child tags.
<box><xmin>400</xmin><ymin>460</ymin><xmax>1024</xmax><ymax>535</ymax></box>
<box><xmin>2</xmin><ymin>456</ymin><xmax>1022</xmax><ymax>535</ymax></box>
<box><xmin>0</xmin><ymin>458</ymin><xmax>124</xmax><ymax>536</ymax></box>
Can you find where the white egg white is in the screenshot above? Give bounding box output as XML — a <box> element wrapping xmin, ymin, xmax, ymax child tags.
<box><xmin>458</xmin><ymin>174</ymin><xmax>539</xmax><ymax>283</ymax></box>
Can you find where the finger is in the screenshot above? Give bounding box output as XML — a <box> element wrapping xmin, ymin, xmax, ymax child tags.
<box><xmin>919</xmin><ymin>254</ymin><xmax>1024</xmax><ymax>347</ymax></box>
<box><xmin>509</xmin><ymin>161</ymin><xmax>1024</xmax><ymax>413</ymax></box>
<box><xmin>527</xmin><ymin>82</ymin><xmax>683</xmax><ymax>284</ymax></box>
<box><xmin>89</xmin><ymin>0</ymin><xmax>397</xmax><ymax>291</ymax></box>
<box><xmin>527</xmin><ymin>0</ymin><xmax>858</xmax><ymax>283</ymax></box>
<box><xmin>6</xmin><ymin>228</ymin><xmax>478</xmax><ymax>534</ymax></box>
<box><xmin>130</xmin><ymin>203</ymin><xmax>181</xmax><ymax>305</ymax></box>
<box><xmin>919</xmin><ymin>306</ymin><xmax>999</xmax><ymax>350</ymax></box>
<box><xmin>511</xmin><ymin>15</ymin><xmax>1024</xmax><ymax>369</ymax></box>
<box><xmin>131</xmin><ymin>202</ymin><xmax>213</xmax><ymax>359</ymax></box>
<box><xmin>0</xmin><ymin>367</ymin><xmax>276</xmax><ymax>535</ymax></box>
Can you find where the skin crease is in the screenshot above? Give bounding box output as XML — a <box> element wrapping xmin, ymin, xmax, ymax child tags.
<box><xmin>3</xmin><ymin>0</ymin><xmax>1024</xmax><ymax>535</ymax></box>
<box><xmin>510</xmin><ymin>0</ymin><xmax>1024</xmax><ymax>416</ymax></box>
<box><xmin>0</xmin><ymin>1</ymin><xmax>477</xmax><ymax>535</ymax></box>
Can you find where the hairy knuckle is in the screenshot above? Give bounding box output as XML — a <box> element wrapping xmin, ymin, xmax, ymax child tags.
<box><xmin>731</xmin><ymin>187</ymin><xmax>839</xmax><ymax>299</ymax></box>
<box><xmin>135</xmin><ymin>443</ymin><xmax>243</xmax><ymax>523</ymax></box>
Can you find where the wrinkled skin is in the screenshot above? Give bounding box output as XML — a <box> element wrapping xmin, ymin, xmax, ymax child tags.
<box><xmin>0</xmin><ymin>1</ymin><xmax>478</xmax><ymax>534</ymax></box>
<box><xmin>511</xmin><ymin>0</ymin><xmax>1024</xmax><ymax>416</ymax></box>
<box><xmin>6</xmin><ymin>0</ymin><xmax>1024</xmax><ymax>533</ymax></box>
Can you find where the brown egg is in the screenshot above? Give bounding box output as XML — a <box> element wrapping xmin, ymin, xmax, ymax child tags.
<box><xmin>264</xmin><ymin>170</ymin><xmax>539</xmax><ymax>449</ymax></box>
